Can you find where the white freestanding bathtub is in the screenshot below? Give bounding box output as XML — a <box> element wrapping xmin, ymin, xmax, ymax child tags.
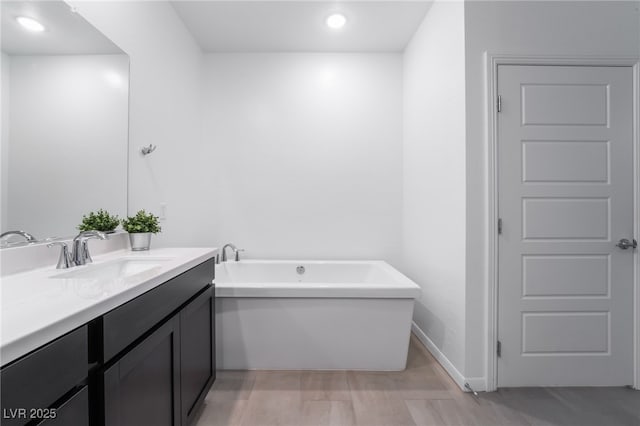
<box><xmin>215</xmin><ymin>260</ymin><xmax>421</xmax><ymax>371</ymax></box>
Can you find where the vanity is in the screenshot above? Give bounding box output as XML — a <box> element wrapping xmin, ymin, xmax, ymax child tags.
<box><xmin>0</xmin><ymin>244</ymin><xmax>217</xmax><ymax>426</ymax></box>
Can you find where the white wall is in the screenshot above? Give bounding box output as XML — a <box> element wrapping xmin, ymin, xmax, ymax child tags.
<box><xmin>203</xmin><ymin>53</ymin><xmax>403</xmax><ymax>262</ymax></box>
<box><xmin>464</xmin><ymin>1</ymin><xmax>640</xmax><ymax>381</ymax></box>
<box><xmin>1</xmin><ymin>53</ymin><xmax>10</xmax><ymax>232</ymax></box>
<box><xmin>4</xmin><ymin>54</ymin><xmax>128</xmax><ymax>238</ymax></box>
<box><xmin>402</xmin><ymin>1</ymin><xmax>467</xmax><ymax>376</ymax></box>
<box><xmin>71</xmin><ymin>1</ymin><xmax>207</xmax><ymax>247</ymax></box>
<box><xmin>73</xmin><ymin>4</ymin><xmax>404</xmax><ymax>259</ymax></box>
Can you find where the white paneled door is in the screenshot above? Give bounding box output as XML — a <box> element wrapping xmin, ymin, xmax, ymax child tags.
<box><xmin>497</xmin><ymin>65</ymin><xmax>634</xmax><ymax>387</ymax></box>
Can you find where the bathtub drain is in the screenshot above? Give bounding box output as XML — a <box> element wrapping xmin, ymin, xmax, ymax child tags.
<box><xmin>296</xmin><ymin>266</ymin><xmax>305</xmax><ymax>275</ymax></box>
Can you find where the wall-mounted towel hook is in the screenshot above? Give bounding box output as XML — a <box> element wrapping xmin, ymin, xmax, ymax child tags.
<box><xmin>141</xmin><ymin>144</ymin><xmax>157</xmax><ymax>156</ymax></box>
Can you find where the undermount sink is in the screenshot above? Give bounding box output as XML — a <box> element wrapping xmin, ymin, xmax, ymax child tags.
<box><xmin>52</xmin><ymin>258</ymin><xmax>172</xmax><ymax>281</ymax></box>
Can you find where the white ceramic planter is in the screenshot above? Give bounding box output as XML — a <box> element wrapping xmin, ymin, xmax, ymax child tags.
<box><xmin>128</xmin><ymin>233</ymin><xmax>152</xmax><ymax>251</ymax></box>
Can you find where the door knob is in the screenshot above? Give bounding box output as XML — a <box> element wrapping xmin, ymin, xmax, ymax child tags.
<box><xmin>616</xmin><ymin>238</ymin><xmax>637</xmax><ymax>250</ymax></box>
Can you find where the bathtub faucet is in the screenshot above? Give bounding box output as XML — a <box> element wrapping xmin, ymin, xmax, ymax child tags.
<box><xmin>221</xmin><ymin>243</ymin><xmax>244</xmax><ymax>262</ymax></box>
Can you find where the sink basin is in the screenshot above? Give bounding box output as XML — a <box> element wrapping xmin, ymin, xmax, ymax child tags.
<box><xmin>52</xmin><ymin>258</ymin><xmax>172</xmax><ymax>281</ymax></box>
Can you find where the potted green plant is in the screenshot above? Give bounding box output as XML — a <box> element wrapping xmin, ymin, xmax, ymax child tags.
<box><xmin>121</xmin><ymin>210</ymin><xmax>161</xmax><ymax>251</ymax></box>
<box><xmin>78</xmin><ymin>209</ymin><xmax>120</xmax><ymax>233</ymax></box>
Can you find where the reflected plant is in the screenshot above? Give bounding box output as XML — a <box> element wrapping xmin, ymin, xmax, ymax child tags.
<box><xmin>78</xmin><ymin>209</ymin><xmax>120</xmax><ymax>232</ymax></box>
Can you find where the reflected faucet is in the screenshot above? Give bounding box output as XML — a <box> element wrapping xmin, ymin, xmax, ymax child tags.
<box><xmin>221</xmin><ymin>243</ymin><xmax>244</xmax><ymax>262</ymax></box>
<box><xmin>0</xmin><ymin>230</ymin><xmax>37</xmax><ymax>243</ymax></box>
<box><xmin>72</xmin><ymin>231</ymin><xmax>108</xmax><ymax>266</ymax></box>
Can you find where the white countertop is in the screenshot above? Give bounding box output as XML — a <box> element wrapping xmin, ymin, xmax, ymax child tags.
<box><xmin>0</xmin><ymin>247</ymin><xmax>217</xmax><ymax>367</ymax></box>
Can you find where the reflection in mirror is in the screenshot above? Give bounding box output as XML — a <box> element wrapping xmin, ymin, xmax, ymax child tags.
<box><xmin>1</xmin><ymin>1</ymin><xmax>129</xmax><ymax>246</ymax></box>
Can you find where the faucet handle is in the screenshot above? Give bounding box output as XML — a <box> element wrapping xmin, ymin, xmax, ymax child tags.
<box><xmin>47</xmin><ymin>242</ymin><xmax>73</xmax><ymax>269</ymax></box>
<box><xmin>77</xmin><ymin>231</ymin><xmax>107</xmax><ymax>265</ymax></box>
<box><xmin>234</xmin><ymin>248</ymin><xmax>245</xmax><ymax>262</ymax></box>
<box><xmin>82</xmin><ymin>240</ymin><xmax>94</xmax><ymax>264</ymax></box>
<box><xmin>72</xmin><ymin>231</ymin><xmax>108</xmax><ymax>266</ymax></box>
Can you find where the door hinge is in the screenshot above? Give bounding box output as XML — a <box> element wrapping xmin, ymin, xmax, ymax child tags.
<box><xmin>497</xmin><ymin>95</ymin><xmax>502</xmax><ymax>112</ymax></box>
<box><xmin>497</xmin><ymin>340</ymin><xmax>502</xmax><ymax>357</ymax></box>
<box><xmin>497</xmin><ymin>218</ymin><xmax>503</xmax><ymax>235</ymax></box>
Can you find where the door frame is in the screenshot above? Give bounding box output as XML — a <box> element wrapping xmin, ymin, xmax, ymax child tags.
<box><xmin>485</xmin><ymin>54</ymin><xmax>640</xmax><ymax>391</ymax></box>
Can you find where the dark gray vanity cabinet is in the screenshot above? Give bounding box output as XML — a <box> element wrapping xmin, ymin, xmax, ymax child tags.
<box><xmin>0</xmin><ymin>258</ymin><xmax>215</xmax><ymax>426</ymax></box>
<box><xmin>0</xmin><ymin>326</ymin><xmax>89</xmax><ymax>426</ymax></box>
<box><xmin>98</xmin><ymin>258</ymin><xmax>215</xmax><ymax>426</ymax></box>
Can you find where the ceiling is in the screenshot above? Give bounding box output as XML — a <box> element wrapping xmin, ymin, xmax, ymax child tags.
<box><xmin>1</xmin><ymin>1</ymin><xmax>123</xmax><ymax>55</ymax></box>
<box><xmin>171</xmin><ymin>1</ymin><xmax>433</xmax><ymax>52</ymax></box>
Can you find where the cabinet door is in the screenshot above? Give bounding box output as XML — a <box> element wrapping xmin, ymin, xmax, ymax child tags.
<box><xmin>104</xmin><ymin>317</ymin><xmax>180</xmax><ymax>426</ymax></box>
<box><xmin>180</xmin><ymin>286</ymin><xmax>215</xmax><ymax>425</ymax></box>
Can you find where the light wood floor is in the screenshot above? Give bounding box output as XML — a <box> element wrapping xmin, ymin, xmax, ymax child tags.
<box><xmin>194</xmin><ymin>335</ymin><xmax>640</xmax><ymax>426</ymax></box>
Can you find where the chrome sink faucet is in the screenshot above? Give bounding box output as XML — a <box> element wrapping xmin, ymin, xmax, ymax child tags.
<box><xmin>48</xmin><ymin>231</ymin><xmax>109</xmax><ymax>269</ymax></box>
<box><xmin>0</xmin><ymin>230</ymin><xmax>37</xmax><ymax>243</ymax></box>
<box><xmin>72</xmin><ymin>231</ymin><xmax>108</xmax><ymax>266</ymax></box>
<box><xmin>221</xmin><ymin>243</ymin><xmax>244</xmax><ymax>263</ymax></box>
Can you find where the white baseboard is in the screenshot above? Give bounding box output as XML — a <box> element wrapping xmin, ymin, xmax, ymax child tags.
<box><xmin>411</xmin><ymin>321</ymin><xmax>486</xmax><ymax>392</ymax></box>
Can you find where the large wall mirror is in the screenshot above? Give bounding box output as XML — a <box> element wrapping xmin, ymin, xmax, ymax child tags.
<box><xmin>1</xmin><ymin>1</ymin><xmax>129</xmax><ymax>246</ymax></box>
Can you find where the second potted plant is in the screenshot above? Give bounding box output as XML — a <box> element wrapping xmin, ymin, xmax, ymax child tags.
<box><xmin>121</xmin><ymin>210</ymin><xmax>162</xmax><ymax>251</ymax></box>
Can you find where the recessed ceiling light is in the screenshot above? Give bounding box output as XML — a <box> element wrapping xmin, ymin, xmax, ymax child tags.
<box><xmin>326</xmin><ymin>13</ymin><xmax>347</xmax><ymax>30</ymax></box>
<box><xmin>16</xmin><ymin>16</ymin><xmax>45</xmax><ymax>32</ymax></box>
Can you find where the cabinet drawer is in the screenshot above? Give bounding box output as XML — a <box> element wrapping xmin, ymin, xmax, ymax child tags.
<box><xmin>0</xmin><ymin>326</ymin><xmax>88</xmax><ymax>426</ymax></box>
<box><xmin>36</xmin><ymin>386</ymin><xmax>89</xmax><ymax>426</ymax></box>
<box><xmin>102</xmin><ymin>259</ymin><xmax>214</xmax><ymax>362</ymax></box>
